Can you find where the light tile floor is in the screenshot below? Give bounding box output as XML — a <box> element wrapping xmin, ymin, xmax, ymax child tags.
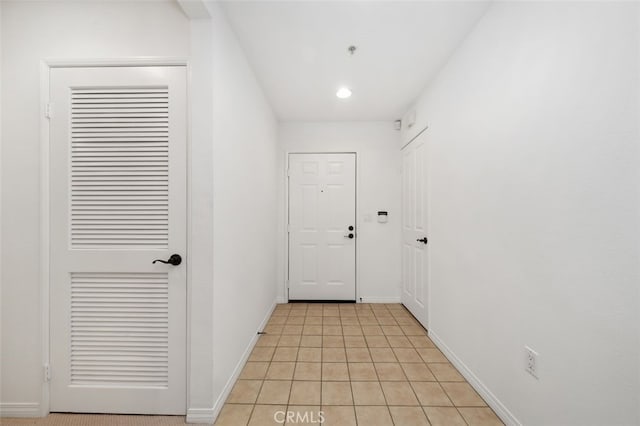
<box><xmin>215</xmin><ymin>303</ymin><xmax>503</xmax><ymax>426</ymax></box>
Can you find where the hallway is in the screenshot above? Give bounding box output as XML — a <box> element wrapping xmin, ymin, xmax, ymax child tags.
<box><xmin>1</xmin><ymin>1</ymin><xmax>638</xmax><ymax>424</ymax></box>
<box><xmin>215</xmin><ymin>303</ymin><xmax>502</xmax><ymax>425</ymax></box>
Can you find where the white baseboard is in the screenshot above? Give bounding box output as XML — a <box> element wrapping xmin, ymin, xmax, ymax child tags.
<box><xmin>428</xmin><ymin>331</ymin><xmax>521</xmax><ymax>426</ymax></box>
<box><xmin>186</xmin><ymin>407</ymin><xmax>215</xmax><ymax>424</ymax></box>
<box><xmin>358</xmin><ymin>296</ymin><xmax>401</xmax><ymax>303</ymax></box>
<box><xmin>204</xmin><ymin>299</ymin><xmax>277</xmax><ymax>424</ymax></box>
<box><xmin>277</xmin><ymin>296</ymin><xmax>402</xmax><ymax>304</ymax></box>
<box><xmin>0</xmin><ymin>402</ymin><xmax>41</xmax><ymax>418</ymax></box>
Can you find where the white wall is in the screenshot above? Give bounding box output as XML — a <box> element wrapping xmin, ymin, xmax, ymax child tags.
<box><xmin>0</xmin><ymin>1</ymin><xmax>280</xmax><ymax>422</ymax></box>
<box><xmin>404</xmin><ymin>2</ymin><xmax>640</xmax><ymax>425</ymax></box>
<box><xmin>208</xmin><ymin>1</ymin><xmax>280</xmax><ymax>420</ymax></box>
<box><xmin>0</xmin><ymin>0</ymin><xmax>191</xmax><ymax>415</ymax></box>
<box><xmin>278</xmin><ymin>122</ymin><xmax>401</xmax><ymax>303</ymax></box>
<box><xmin>0</xmin><ymin>1</ymin><xmax>4</xmax><ymax>413</ymax></box>
<box><xmin>186</xmin><ymin>15</ymin><xmax>215</xmax><ymax>420</ymax></box>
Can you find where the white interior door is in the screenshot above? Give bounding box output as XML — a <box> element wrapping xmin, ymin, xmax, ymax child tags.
<box><xmin>49</xmin><ymin>66</ymin><xmax>187</xmax><ymax>414</ymax></box>
<box><xmin>288</xmin><ymin>153</ymin><xmax>356</xmax><ymax>301</ymax></box>
<box><xmin>401</xmin><ymin>132</ymin><xmax>429</xmax><ymax>327</ymax></box>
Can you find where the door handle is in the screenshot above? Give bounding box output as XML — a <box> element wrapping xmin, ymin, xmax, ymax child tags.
<box><xmin>152</xmin><ymin>254</ymin><xmax>182</xmax><ymax>266</ymax></box>
<box><xmin>344</xmin><ymin>233</ymin><xmax>354</xmax><ymax>239</ymax></box>
<box><xmin>416</xmin><ymin>237</ymin><xmax>428</xmax><ymax>245</ymax></box>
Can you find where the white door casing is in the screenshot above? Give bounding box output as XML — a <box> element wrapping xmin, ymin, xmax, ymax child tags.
<box><xmin>288</xmin><ymin>153</ymin><xmax>356</xmax><ymax>301</ymax></box>
<box><xmin>401</xmin><ymin>131</ymin><xmax>429</xmax><ymax>327</ymax></box>
<box><xmin>49</xmin><ymin>66</ymin><xmax>187</xmax><ymax>414</ymax></box>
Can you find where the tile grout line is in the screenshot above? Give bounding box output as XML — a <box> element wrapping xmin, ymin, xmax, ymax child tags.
<box><xmin>351</xmin><ymin>309</ymin><xmax>360</xmax><ymax>426</ymax></box>
<box><xmin>381</xmin><ymin>309</ymin><xmax>399</xmax><ymax>426</ymax></box>
<box><xmin>284</xmin><ymin>305</ymin><xmax>305</xmax><ymax>425</ymax></box>
<box><xmin>347</xmin><ymin>309</ymin><xmax>359</xmax><ymax>426</ymax></box>
<box><xmin>319</xmin><ymin>305</ymin><xmax>324</xmax><ymax>413</ymax></box>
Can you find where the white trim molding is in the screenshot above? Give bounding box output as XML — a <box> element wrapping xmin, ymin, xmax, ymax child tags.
<box><xmin>44</xmin><ymin>57</ymin><xmax>188</xmax><ymax>68</ymax></box>
<box><xmin>186</xmin><ymin>408</ymin><xmax>215</xmax><ymax>424</ymax></box>
<box><xmin>0</xmin><ymin>402</ymin><xmax>41</xmax><ymax>418</ymax></box>
<box><xmin>39</xmin><ymin>60</ymin><xmax>52</xmax><ymax>419</ymax></box>
<box><xmin>201</xmin><ymin>300</ymin><xmax>277</xmax><ymax>424</ymax></box>
<box><xmin>359</xmin><ymin>297</ymin><xmax>401</xmax><ymax>303</ymax></box>
<box><xmin>429</xmin><ymin>330</ymin><xmax>522</xmax><ymax>426</ymax></box>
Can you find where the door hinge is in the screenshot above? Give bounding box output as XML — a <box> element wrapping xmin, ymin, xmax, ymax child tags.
<box><xmin>287</xmin><ymin>224</ymin><xmax>291</xmax><ymax>233</ymax></box>
<box><xmin>287</xmin><ymin>168</ymin><xmax>291</xmax><ymax>177</ymax></box>
<box><xmin>44</xmin><ymin>364</ymin><xmax>51</xmax><ymax>382</ymax></box>
<box><xmin>45</xmin><ymin>103</ymin><xmax>52</xmax><ymax>119</ymax></box>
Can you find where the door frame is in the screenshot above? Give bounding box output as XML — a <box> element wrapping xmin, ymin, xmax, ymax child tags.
<box><xmin>284</xmin><ymin>152</ymin><xmax>358</xmax><ymax>302</ymax></box>
<box><xmin>39</xmin><ymin>58</ymin><xmax>191</xmax><ymax>417</ymax></box>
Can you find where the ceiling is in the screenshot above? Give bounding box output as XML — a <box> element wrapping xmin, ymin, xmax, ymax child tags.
<box><xmin>221</xmin><ymin>1</ymin><xmax>490</xmax><ymax>122</ymax></box>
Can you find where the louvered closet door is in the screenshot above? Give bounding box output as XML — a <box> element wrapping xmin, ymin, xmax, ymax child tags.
<box><xmin>49</xmin><ymin>66</ymin><xmax>186</xmax><ymax>414</ymax></box>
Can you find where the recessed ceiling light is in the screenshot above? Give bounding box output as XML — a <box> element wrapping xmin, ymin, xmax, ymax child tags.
<box><xmin>336</xmin><ymin>87</ymin><xmax>352</xmax><ymax>99</ymax></box>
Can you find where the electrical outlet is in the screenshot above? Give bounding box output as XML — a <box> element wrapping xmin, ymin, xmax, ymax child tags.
<box><xmin>525</xmin><ymin>346</ymin><xmax>539</xmax><ymax>379</ymax></box>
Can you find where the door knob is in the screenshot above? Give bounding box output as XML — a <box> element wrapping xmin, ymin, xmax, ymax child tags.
<box><xmin>344</xmin><ymin>233</ymin><xmax>354</xmax><ymax>239</ymax></box>
<box><xmin>416</xmin><ymin>237</ymin><xmax>428</xmax><ymax>245</ymax></box>
<box><xmin>348</xmin><ymin>226</ymin><xmax>354</xmax><ymax>231</ymax></box>
<box><xmin>153</xmin><ymin>254</ymin><xmax>182</xmax><ymax>265</ymax></box>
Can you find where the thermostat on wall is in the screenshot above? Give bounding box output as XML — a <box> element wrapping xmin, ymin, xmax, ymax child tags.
<box><xmin>377</xmin><ymin>211</ymin><xmax>388</xmax><ymax>223</ymax></box>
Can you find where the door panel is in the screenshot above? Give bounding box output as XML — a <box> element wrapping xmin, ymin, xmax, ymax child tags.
<box><xmin>401</xmin><ymin>133</ymin><xmax>429</xmax><ymax>327</ymax></box>
<box><xmin>288</xmin><ymin>153</ymin><xmax>356</xmax><ymax>300</ymax></box>
<box><xmin>50</xmin><ymin>66</ymin><xmax>186</xmax><ymax>414</ymax></box>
